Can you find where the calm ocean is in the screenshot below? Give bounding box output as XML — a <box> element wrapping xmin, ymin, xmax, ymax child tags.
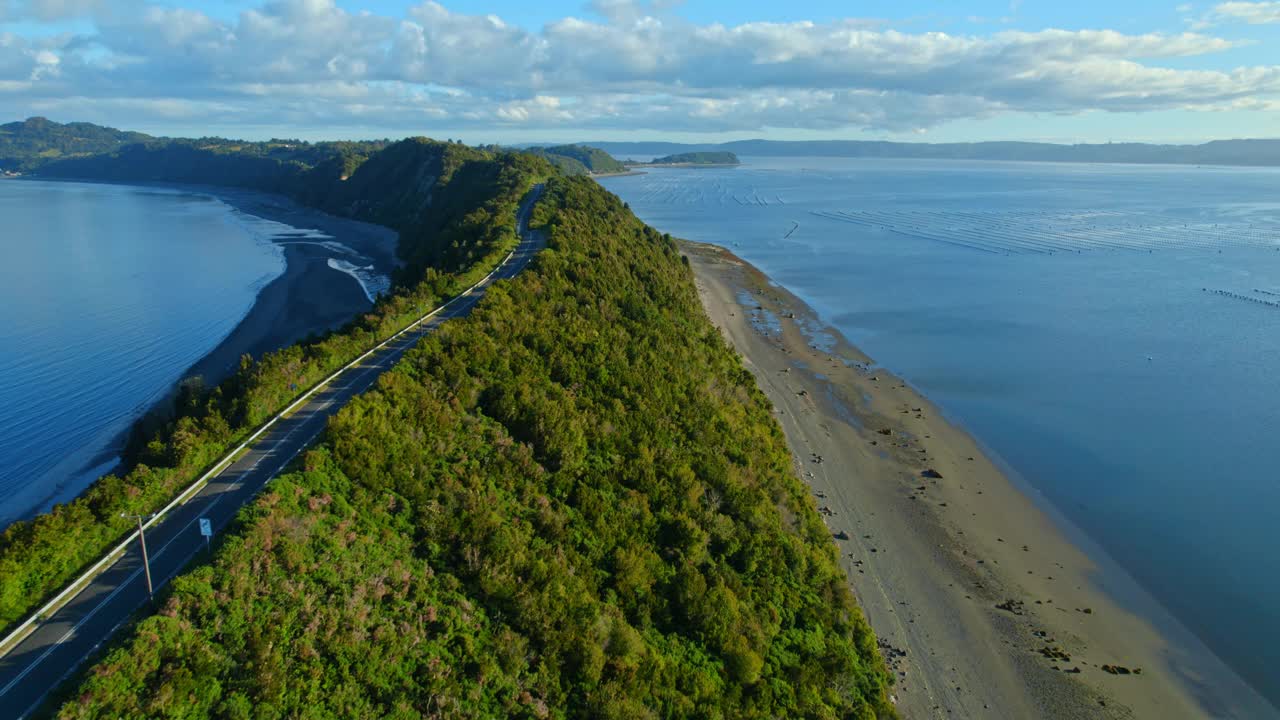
<box><xmin>602</xmin><ymin>158</ymin><xmax>1280</xmax><ymax>710</ymax></box>
<box><xmin>0</xmin><ymin>180</ymin><xmax>284</xmax><ymax>524</ymax></box>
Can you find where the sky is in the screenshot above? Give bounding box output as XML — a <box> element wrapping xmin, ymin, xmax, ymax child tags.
<box><xmin>1</xmin><ymin>0</ymin><xmax>1279</xmax><ymax>144</ymax></box>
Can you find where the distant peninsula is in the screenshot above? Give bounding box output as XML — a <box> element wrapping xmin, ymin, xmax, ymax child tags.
<box><xmin>587</xmin><ymin>138</ymin><xmax>1280</xmax><ymax>168</ymax></box>
<box><xmin>0</xmin><ymin>116</ymin><xmax>153</xmax><ymax>174</ymax></box>
<box><xmin>637</xmin><ymin>151</ymin><xmax>741</xmax><ymax>167</ymax></box>
<box><xmin>522</xmin><ymin>144</ymin><xmax>629</xmax><ymax>175</ymax></box>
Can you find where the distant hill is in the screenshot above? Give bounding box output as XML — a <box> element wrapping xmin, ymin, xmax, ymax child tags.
<box><xmin>644</xmin><ymin>151</ymin><xmax>740</xmax><ymax>166</ymax></box>
<box><xmin>523</xmin><ymin>144</ymin><xmax>628</xmax><ymax>175</ymax></box>
<box><xmin>0</xmin><ymin>117</ymin><xmax>154</xmax><ymax>173</ymax></box>
<box><xmin>588</xmin><ymin>138</ymin><xmax>1280</xmax><ymax>167</ymax></box>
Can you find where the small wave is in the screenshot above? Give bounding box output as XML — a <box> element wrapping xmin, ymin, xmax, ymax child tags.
<box><xmin>275</xmin><ymin>239</ymin><xmax>360</xmax><ymax>256</ymax></box>
<box><xmin>327</xmin><ymin>258</ymin><xmax>391</xmax><ymax>303</ymax></box>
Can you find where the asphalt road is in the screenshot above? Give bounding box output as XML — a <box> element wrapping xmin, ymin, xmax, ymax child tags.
<box><xmin>0</xmin><ymin>185</ymin><xmax>546</xmax><ymax>720</ymax></box>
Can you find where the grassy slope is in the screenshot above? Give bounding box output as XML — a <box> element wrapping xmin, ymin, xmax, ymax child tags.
<box><xmin>55</xmin><ymin>176</ymin><xmax>895</xmax><ymax>719</ymax></box>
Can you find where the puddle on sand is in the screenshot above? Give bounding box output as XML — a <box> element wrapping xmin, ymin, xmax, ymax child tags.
<box><xmin>738</xmin><ymin>290</ymin><xmax>783</xmax><ymax>338</ymax></box>
<box><xmin>824</xmin><ymin>385</ymin><xmax>864</xmax><ymax>429</ymax></box>
<box><xmin>796</xmin><ymin>315</ymin><xmax>839</xmax><ymax>354</ymax></box>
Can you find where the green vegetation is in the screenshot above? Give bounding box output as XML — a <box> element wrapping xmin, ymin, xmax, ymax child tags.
<box><xmin>0</xmin><ymin>139</ymin><xmax>554</xmax><ymax>636</ymax></box>
<box><xmin>36</xmin><ymin>136</ymin><xmax>391</xmax><ymax>196</ymax></box>
<box><xmin>56</xmin><ymin>175</ymin><xmax>894</xmax><ymax>719</ymax></box>
<box><xmin>525</xmin><ymin>144</ymin><xmax>629</xmax><ymax>175</ymax></box>
<box><xmin>0</xmin><ymin>117</ymin><xmax>154</xmax><ymax>173</ymax></box>
<box><xmin>648</xmin><ymin>152</ymin><xmax>741</xmax><ymax>166</ymax></box>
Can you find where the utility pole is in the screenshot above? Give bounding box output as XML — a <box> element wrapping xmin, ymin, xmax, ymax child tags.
<box><xmin>121</xmin><ymin>513</ymin><xmax>155</xmax><ymax>602</ymax></box>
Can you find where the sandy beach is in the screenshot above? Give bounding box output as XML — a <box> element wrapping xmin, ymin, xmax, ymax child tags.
<box><xmin>179</xmin><ymin>187</ymin><xmax>398</xmax><ymax>387</ymax></box>
<box><xmin>76</xmin><ymin>184</ymin><xmax>399</xmax><ymax>479</ymax></box>
<box><xmin>683</xmin><ymin>241</ymin><xmax>1276</xmax><ymax>719</ymax></box>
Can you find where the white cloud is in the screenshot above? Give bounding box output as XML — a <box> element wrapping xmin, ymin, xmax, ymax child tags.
<box><xmin>2</xmin><ymin>0</ymin><xmax>1279</xmax><ymax>136</ymax></box>
<box><xmin>5</xmin><ymin>0</ymin><xmax>101</xmax><ymax>21</ymax></box>
<box><xmin>1189</xmin><ymin>1</ymin><xmax>1280</xmax><ymax>27</ymax></box>
<box><xmin>1211</xmin><ymin>1</ymin><xmax>1280</xmax><ymax>23</ymax></box>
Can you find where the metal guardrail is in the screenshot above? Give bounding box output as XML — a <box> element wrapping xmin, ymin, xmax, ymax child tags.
<box><xmin>0</xmin><ymin>240</ymin><xmax>523</xmax><ymax>657</ymax></box>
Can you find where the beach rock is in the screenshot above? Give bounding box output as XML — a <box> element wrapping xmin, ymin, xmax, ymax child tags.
<box><xmin>921</xmin><ymin>469</ymin><xmax>944</xmax><ymax>479</ymax></box>
<box><xmin>834</xmin><ymin>530</ymin><xmax>851</xmax><ymax>540</ymax></box>
<box><xmin>995</xmin><ymin>599</ymin><xmax>1026</xmax><ymax>615</ymax></box>
<box><xmin>878</xmin><ymin>429</ymin><xmax>893</xmax><ymax>436</ymax></box>
<box><xmin>1038</xmin><ymin>646</ymin><xmax>1071</xmax><ymax>662</ymax></box>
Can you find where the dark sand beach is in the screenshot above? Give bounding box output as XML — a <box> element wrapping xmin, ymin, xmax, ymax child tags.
<box><xmin>78</xmin><ymin>184</ymin><xmax>399</xmax><ymax>477</ymax></box>
<box><xmin>683</xmin><ymin>240</ymin><xmax>1278</xmax><ymax>719</ymax></box>
<box><xmin>178</xmin><ymin>187</ymin><xmax>398</xmax><ymax>387</ymax></box>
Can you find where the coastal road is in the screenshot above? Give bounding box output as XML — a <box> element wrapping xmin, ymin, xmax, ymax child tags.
<box><xmin>0</xmin><ymin>186</ymin><xmax>546</xmax><ymax>719</ymax></box>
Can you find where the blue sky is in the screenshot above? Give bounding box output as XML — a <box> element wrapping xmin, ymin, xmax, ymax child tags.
<box><xmin>2</xmin><ymin>0</ymin><xmax>1278</xmax><ymax>143</ymax></box>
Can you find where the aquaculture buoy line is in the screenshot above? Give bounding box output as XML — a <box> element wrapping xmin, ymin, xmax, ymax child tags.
<box><xmin>620</xmin><ymin>175</ymin><xmax>1280</xmax><ymax>256</ymax></box>
<box><xmin>627</xmin><ymin>174</ymin><xmax>788</xmax><ymax>207</ymax></box>
<box><xmin>808</xmin><ymin>208</ymin><xmax>1280</xmax><ymax>256</ymax></box>
<box><xmin>1203</xmin><ymin>288</ymin><xmax>1280</xmax><ymax>309</ymax></box>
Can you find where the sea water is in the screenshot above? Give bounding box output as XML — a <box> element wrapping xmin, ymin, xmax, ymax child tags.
<box><xmin>602</xmin><ymin>158</ymin><xmax>1280</xmax><ymax>711</ymax></box>
<box><xmin>0</xmin><ymin>180</ymin><xmax>285</xmax><ymax>525</ymax></box>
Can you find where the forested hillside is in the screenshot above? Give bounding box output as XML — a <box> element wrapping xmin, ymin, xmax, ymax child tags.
<box><xmin>525</xmin><ymin>144</ymin><xmax>629</xmax><ymax>175</ymax></box>
<box><xmin>0</xmin><ymin>117</ymin><xmax>153</xmax><ymax>172</ymax></box>
<box><xmin>648</xmin><ymin>152</ymin><xmax>740</xmax><ymax>165</ymax></box>
<box><xmin>36</xmin><ymin>136</ymin><xmax>389</xmax><ymax>197</ymax></box>
<box><xmin>54</xmin><ymin>176</ymin><xmax>895</xmax><ymax>719</ymax></box>
<box><xmin>0</xmin><ymin>140</ymin><xmax>554</xmax><ymax>637</ymax></box>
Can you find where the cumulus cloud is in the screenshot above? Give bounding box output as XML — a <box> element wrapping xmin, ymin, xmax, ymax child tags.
<box><xmin>1188</xmin><ymin>1</ymin><xmax>1280</xmax><ymax>28</ymax></box>
<box><xmin>1210</xmin><ymin>1</ymin><xmax>1280</xmax><ymax>23</ymax></box>
<box><xmin>3</xmin><ymin>0</ymin><xmax>1279</xmax><ymax>135</ymax></box>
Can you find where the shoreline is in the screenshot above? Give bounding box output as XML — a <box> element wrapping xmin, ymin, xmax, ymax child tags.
<box><xmin>34</xmin><ymin>179</ymin><xmax>399</xmax><ymax>519</ymax></box>
<box><xmin>176</xmin><ymin>185</ymin><xmax>398</xmax><ymax>388</ymax></box>
<box><xmin>682</xmin><ymin>240</ymin><xmax>1277</xmax><ymax>719</ymax></box>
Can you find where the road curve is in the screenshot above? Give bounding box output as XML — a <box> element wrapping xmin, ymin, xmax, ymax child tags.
<box><xmin>0</xmin><ymin>185</ymin><xmax>546</xmax><ymax>719</ymax></box>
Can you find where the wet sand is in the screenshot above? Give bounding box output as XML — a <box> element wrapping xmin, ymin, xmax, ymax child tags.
<box><xmin>683</xmin><ymin>240</ymin><xmax>1275</xmax><ymax>719</ymax></box>
<box><xmin>85</xmin><ymin>185</ymin><xmax>399</xmax><ymax>472</ymax></box>
<box><xmin>10</xmin><ymin>180</ymin><xmax>401</xmax><ymax>522</ymax></box>
<box><xmin>179</xmin><ymin>187</ymin><xmax>397</xmax><ymax>386</ymax></box>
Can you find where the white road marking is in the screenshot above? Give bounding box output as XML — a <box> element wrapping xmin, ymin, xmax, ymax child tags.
<box><xmin>0</xmin><ymin>187</ymin><xmax>544</xmax><ymax>713</ymax></box>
